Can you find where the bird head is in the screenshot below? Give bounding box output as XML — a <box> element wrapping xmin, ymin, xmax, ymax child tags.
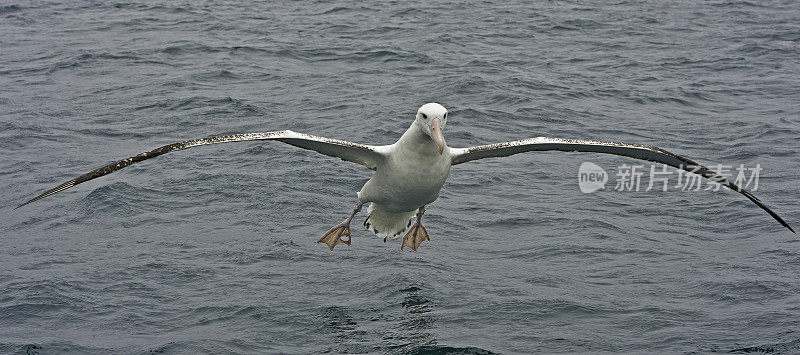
<box><xmin>415</xmin><ymin>102</ymin><xmax>447</xmax><ymax>154</ymax></box>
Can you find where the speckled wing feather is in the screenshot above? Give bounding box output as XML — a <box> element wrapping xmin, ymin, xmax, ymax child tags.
<box><xmin>17</xmin><ymin>130</ymin><xmax>386</xmax><ymax>208</ymax></box>
<box><xmin>449</xmin><ymin>137</ymin><xmax>794</xmax><ymax>233</ymax></box>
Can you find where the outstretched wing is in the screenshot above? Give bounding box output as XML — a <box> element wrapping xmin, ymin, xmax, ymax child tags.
<box><xmin>17</xmin><ymin>130</ymin><xmax>386</xmax><ymax>208</ymax></box>
<box><xmin>449</xmin><ymin>137</ymin><xmax>795</xmax><ymax>233</ymax></box>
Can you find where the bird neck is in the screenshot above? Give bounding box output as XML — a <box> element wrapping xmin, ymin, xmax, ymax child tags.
<box><xmin>395</xmin><ymin>121</ymin><xmax>446</xmax><ymax>156</ymax></box>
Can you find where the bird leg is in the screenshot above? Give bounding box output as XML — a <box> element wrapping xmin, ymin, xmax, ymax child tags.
<box><xmin>318</xmin><ymin>201</ymin><xmax>363</xmax><ymax>251</ymax></box>
<box><xmin>401</xmin><ymin>205</ymin><xmax>430</xmax><ymax>251</ymax></box>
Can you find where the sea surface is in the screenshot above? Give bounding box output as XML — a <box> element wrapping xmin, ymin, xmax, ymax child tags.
<box><xmin>2</xmin><ymin>0</ymin><xmax>800</xmax><ymax>353</ymax></box>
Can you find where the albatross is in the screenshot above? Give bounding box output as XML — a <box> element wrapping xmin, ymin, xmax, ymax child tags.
<box><xmin>17</xmin><ymin>103</ymin><xmax>795</xmax><ymax>250</ymax></box>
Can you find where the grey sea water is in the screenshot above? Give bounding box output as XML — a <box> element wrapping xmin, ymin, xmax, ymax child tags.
<box><xmin>2</xmin><ymin>0</ymin><xmax>799</xmax><ymax>353</ymax></box>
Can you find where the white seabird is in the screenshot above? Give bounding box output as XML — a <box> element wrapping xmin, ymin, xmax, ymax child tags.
<box><xmin>17</xmin><ymin>103</ymin><xmax>795</xmax><ymax>250</ymax></box>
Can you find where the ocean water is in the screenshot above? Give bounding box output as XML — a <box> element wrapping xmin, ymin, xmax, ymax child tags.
<box><xmin>2</xmin><ymin>0</ymin><xmax>799</xmax><ymax>353</ymax></box>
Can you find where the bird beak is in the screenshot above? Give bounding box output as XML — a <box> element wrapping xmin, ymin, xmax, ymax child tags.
<box><xmin>430</xmin><ymin>118</ymin><xmax>444</xmax><ymax>155</ymax></box>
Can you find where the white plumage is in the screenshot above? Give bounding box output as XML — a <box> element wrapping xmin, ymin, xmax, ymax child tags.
<box><xmin>363</xmin><ymin>204</ymin><xmax>417</xmax><ymax>239</ymax></box>
<box><xmin>18</xmin><ymin>102</ymin><xmax>795</xmax><ymax>251</ymax></box>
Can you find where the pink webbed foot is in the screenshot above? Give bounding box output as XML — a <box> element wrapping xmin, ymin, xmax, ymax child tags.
<box><xmin>317</xmin><ymin>201</ymin><xmax>362</xmax><ymax>251</ymax></box>
<box><xmin>401</xmin><ymin>223</ymin><xmax>430</xmax><ymax>251</ymax></box>
<box><xmin>317</xmin><ymin>223</ymin><xmax>351</xmax><ymax>251</ymax></box>
<box><xmin>401</xmin><ymin>205</ymin><xmax>431</xmax><ymax>251</ymax></box>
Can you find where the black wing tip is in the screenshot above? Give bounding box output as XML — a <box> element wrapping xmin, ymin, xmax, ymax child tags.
<box><xmin>778</xmin><ymin>220</ymin><xmax>795</xmax><ymax>234</ymax></box>
<box><xmin>774</xmin><ymin>216</ymin><xmax>796</xmax><ymax>234</ymax></box>
<box><xmin>760</xmin><ymin>203</ymin><xmax>795</xmax><ymax>234</ymax></box>
<box><xmin>15</xmin><ymin>197</ymin><xmax>41</xmax><ymax>210</ymax></box>
<box><xmin>751</xmin><ymin>197</ymin><xmax>796</xmax><ymax>235</ymax></box>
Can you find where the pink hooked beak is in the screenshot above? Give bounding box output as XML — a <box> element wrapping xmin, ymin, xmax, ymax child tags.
<box><xmin>430</xmin><ymin>118</ymin><xmax>444</xmax><ymax>155</ymax></box>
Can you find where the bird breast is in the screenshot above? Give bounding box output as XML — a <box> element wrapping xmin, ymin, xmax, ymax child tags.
<box><xmin>358</xmin><ymin>144</ymin><xmax>451</xmax><ymax>213</ymax></box>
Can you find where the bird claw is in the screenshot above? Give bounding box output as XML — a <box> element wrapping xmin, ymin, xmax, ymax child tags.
<box><xmin>317</xmin><ymin>223</ymin><xmax>351</xmax><ymax>251</ymax></box>
<box><xmin>401</xmin><ymin>224</ymin><xmax>430</xmax><ymax>251</ymax></box>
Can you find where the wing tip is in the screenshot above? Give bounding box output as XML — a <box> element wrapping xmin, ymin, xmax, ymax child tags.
<box><xmin>16</xmin><ymin>194</ymin><xmax>45</xmax><ymax>209</ymax></box>
<box><xmin>15</xmin><ymin>199</ymin><xmax>34</xmax><ymax>210</ymax></box>
<box><xmin>764</xmin><ymin>205</ymin><xmax>795</xmax><ymax>234</ymax></box>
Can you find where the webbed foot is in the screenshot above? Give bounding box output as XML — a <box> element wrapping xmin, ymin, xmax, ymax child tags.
<box><xmin>401</xmin><ymin>223</ymin><xmax>430</xmax><ymax>251</ymax></box>
<box><xmin>318</xmin><ymin>223</ymin><xmax>351</xmax><ymax>250</ymax></box>
<box><xmin>401</xmin><ymin>205</ymin><xmax>430</xmax><ymax>251</ymax></box>
<box><xmin>317</xmin><ymin>201</ymin><xmax>362</xmax><ymax>251</ymax></box>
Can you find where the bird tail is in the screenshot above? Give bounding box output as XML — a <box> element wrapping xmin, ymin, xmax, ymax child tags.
<box><xmin>364</xmin><ymin>203</ymin><xmax>416</xmax><ymax>240</ymax></box>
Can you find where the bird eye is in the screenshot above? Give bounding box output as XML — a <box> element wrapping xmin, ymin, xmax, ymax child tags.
<box><xmin>421</xmin><ymin>113</ymin><xmax>428</xmax><ymax>119</ymax></box>
<box><xmin>443</xmin><ymin>113</ymin><xmax>447</xmax><ymax>119</ymax></box>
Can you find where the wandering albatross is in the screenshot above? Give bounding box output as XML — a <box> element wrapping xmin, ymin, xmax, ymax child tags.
<box><xmin>17</xmin><ymin>103</ymin><xmax>795</xmax><ymax>250</ymax></box>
